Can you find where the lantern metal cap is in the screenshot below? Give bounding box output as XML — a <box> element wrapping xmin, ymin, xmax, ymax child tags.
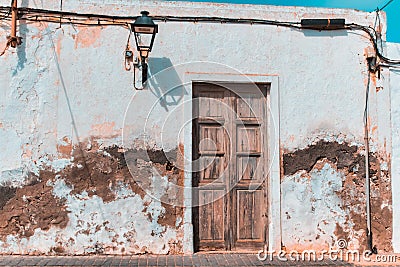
<box><xmin>132</xmin><ymin>10</ymin><xmax>158</xmax><ymax>32</ymax></box>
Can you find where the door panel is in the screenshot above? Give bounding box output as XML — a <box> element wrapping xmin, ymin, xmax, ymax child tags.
<box><xmin>237</xmin><ymin>126</ymin><xmax>261</xmax><ymax>153</ymax></box>
<box><xmin>199</xmin><ymin>156</ymin><xmax>223</xmax><ymax>181</ymax></box>
<box><xmin>199</xmin><ymin>190</ymin><xmax>225</xmax><ymax>241</ymax></box>
<box><xmin>199</xmin><ymin>124</ymin><xmax>225</xmax><ymax>153</ymax></box>
<box><xmin>193</xmin><ymin>82</ymin><xmax>268</xmax><ymax>251</ymax></box>
<box><xmin>237</xmin><ymin>156</ymin><xmax>260</xmax><ymax>181</ymax></box>
<box><xmin>236</xmin><ymin>190</ymin><xmax>264</xmax><ymax>241</ymax></box>
<box><xmin>198</xmin><ymin>91</ymin><xmax>225</xmax><ymax>118</ymax></box>
<box><xmin>193</xmin><ymin>84</ymin><xmax>230</xmax><ymax>250</ymax></box>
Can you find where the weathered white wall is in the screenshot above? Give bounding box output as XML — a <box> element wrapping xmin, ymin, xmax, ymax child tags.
<box><xmin>388</xmin><ymin>42</ymin><xmax>400</xmax><ymax>253</ymax></box>
<box><xmin>0</xmin><ymin>0</ymin><xmax>394</xmax><ymax>254</ymax></box>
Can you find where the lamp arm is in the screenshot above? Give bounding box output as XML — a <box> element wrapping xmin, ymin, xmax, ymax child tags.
<box><xmin>133</xmin><ymin>61</ymin><xmax>143</xmax><ymax>90</ymax></box>
<box><xmin>142</xmin><ymin>61</ymin><xmax>148</xmax><ymax>84</ymax></box>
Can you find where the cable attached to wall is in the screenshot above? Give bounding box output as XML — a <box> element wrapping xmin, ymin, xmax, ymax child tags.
<box><xmin>0</xmin><ymin>1</ymin><xmax>11</xmax><ymax>20</ymax></box>
<box><xmin>59</xmin><ymin>0</ymin><xmax>62</xmax><ymax>28</ymax></box>
<box><xmin>0</xmin><ymin>5</ymin><xmax>398</xmax><ymax>64</ymax></box>
<box><xmin>0</xmin><ymin>1</ymin><xmax>16</xmax><ymax>56</ymax></box>
<box><xmin>364</xmin><ymin>58</ymin><xmax>379</xmax><ymax>255</ymax></box>
<box><xmin>376</xmin><ymin>0</ymin><xmax>394</xmax><ymax>12</ymax></box>
<box><xmin>124</xmin><ymin>27</ymin><xmax>132</xmax><ymax>71</ymax></box>
<box><xmin>363</xmin><ymin>69</ymin><xmax>373</xmax><ymax>254</ymax></box>
<box><xmin>0</xmin><ymin>5</ymin><xmax>400</xmax><ymax>64</ymax></box>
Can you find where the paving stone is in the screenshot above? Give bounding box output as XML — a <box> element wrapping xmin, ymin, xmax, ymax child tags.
<box><xmin>0</xmin><ymin>254</ymin><xmax>368</xmax><ymax>266</ymax></box>
<box><xmin>191</xmin><ymin>255</ymin><xmax>202</xmax><ymax>267</ymax></box>
<box><xmin>155</xmin><ymin>256</ymin><xmax>166</xmax><ymax>266</ymax></box>
<box><xmin>137</xmin><ymin>256</ymin><xmax>148</xmax><ymax>267</ymax></box>
<box><xmin>128</xmin><ymin>256</ymin><xmax>139</xmax><ymax>267</ymax></box>
<box><xmin>146</xmin><ymin>256</ymin><xmax>158</xmax><ymax>266</ymax></box>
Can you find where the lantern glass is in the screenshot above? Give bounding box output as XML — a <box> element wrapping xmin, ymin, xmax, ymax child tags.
<box><xmin>134</xmin><ymin>32</ymin><xmax>153</xmax><ymax>51</ymax></box>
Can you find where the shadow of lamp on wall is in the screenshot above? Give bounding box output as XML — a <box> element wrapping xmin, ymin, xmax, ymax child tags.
<box><xmin>129</xmin><ymin>11</ymin><xmax>158</xmax><ymax>90</ymax></box>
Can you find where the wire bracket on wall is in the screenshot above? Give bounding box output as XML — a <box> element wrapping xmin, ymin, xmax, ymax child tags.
<box><xmin>365</xmin><ymin>46</ymin><xmax>378</xmax><ymax>74</ymax></box>
<box><xmin>123</xmin><ymin>27</ymin><xmax>143</xmax><ymax>90</ymax></box>
<box><xmin>0</xmin><ymin>0</ymin><xmax>22</xmax><ymax>56</ymax></box>
<box><xmin>124</xmin><ymin>30</ymin><xmax>134</xmax><ymax>71</ymax></box>
<box><xmin>9</xmin><ymin>0</ymin><xmax>21</xmax><ymax>48</ymax></box>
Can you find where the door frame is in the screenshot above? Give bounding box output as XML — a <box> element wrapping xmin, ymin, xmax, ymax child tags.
<box><xmin>181</xmin><ymin>72</ymin><xmax>281</xmax><ymax>254</ymax></box>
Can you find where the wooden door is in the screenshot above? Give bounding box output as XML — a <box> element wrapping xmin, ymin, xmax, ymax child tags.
<box><xmin>193</xmin><ymin>82</ymin><xmax>268</xmax><ymax>251</ymax></box>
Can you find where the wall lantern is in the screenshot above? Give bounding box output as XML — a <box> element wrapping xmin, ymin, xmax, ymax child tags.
<box><xmin>131</xmin><ymin>11</ymin><xmax>158</xmax><ymax>86</ymax></box>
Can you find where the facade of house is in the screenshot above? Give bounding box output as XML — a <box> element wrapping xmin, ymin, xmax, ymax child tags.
<box><xmin>0</xmin><ymin>0</ymin><xmax>398</xmax><ymax>255</ymax></box>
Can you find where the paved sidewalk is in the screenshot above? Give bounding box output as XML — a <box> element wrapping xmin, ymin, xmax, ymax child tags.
<box><xmin>0</xmin><ymin>254</ymin><xmax>358</xmax><ymax>266</ymax></box>
<box><xmin>0</xmin><ymin>253</ymin><xmax>399</xmax><ymax>266</ymax></box>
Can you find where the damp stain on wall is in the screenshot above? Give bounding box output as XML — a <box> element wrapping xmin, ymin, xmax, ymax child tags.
<box><xmin>0</xmin><ymin>173</ymin><xmax>69</xmax><ymax>239</ymax></box>
<box><xmin>282</xmin><ymin>140</ymin><xmax>392</xmax><ymax>252</ymax></box>
<box><xmin>0</xmin><ymin>138</ymin><xmax>185</xmax><ymax>255</ymax></box>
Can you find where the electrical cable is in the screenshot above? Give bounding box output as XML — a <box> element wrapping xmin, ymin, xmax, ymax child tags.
<box><xmin>378</xmin><ymin>63</ymin><xmax>400</xmax><ymax>69</ymax></box>
<box><xmin>0</xmin><ymin>1</ymin><xmax>12</xmax><ymax>21</ymax></box>
<box><xmin>363</xmin><ymin>61</ymin><xmax>378</xmax><ymax>254</ymax></box>
<box><xmin>378</xmin><ymin>0</ymin><xmax>394</xmax><ymax>11</ymax></box>
<box><xmin>59</xmin><ymin>0</ymin><xmax>62</xmax><ymax>28</ymax></box>
<box><xmin>0</xmin><ymin>1</ymin><xmax>16</xmax><ymax>56</ymax></box>
<box><xmin>373</xmin><ymin>10</ymin><xmax>383</xmax><ymax>53</ymax></box>
<box><xmin>0</xmin><ymin>5</ymin><xmax>399</xmax><ymax>64</ymax></box>
<box><xmin>347</xmin><ymin>23</ymin><xmax>400</xmax><ymax>64</ymax></box>
<box><xmin>0</xmin><ymin>38</ymin><xmax>10</xmax><ymax>56</ymax></box>
<box><xmin>0</xmin><ymin>6</ymin><xmax>304</xmax><ymax>27</ymax></box>
<box><xmin>122</xmin><ymin>23</ymin><xmax>143</xmax><ymax>89</ymax></box>
<box><xmin>124</xmin><ymin>25</ymin><xmax>132</xmax><ymax>71</ymax></box>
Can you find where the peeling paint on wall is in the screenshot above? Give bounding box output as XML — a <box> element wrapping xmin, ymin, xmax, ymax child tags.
<box><xmin>0</xmin><ymin>173</ymin><xmax>69</xmax><ymax>239</ymax></box>
<box><xmin>282</xmin><ymin>140</ymin><xmax>392</xmax><ymax>253</ymax></box>
<box><xmin>0</xmin><ymin>139</ymin><xmax>185</xmax><ymax>255</ymax></box>
<box><xmin>74</xmin><ymin>27</ymin><xmax>102</xmax><ymax>49</ymax></box>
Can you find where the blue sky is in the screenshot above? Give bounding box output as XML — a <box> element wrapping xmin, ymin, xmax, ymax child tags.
<box><xmin>179</xmin><ymin>0</ymin><xmax>399</xmax><ymax>43</ymax></box>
